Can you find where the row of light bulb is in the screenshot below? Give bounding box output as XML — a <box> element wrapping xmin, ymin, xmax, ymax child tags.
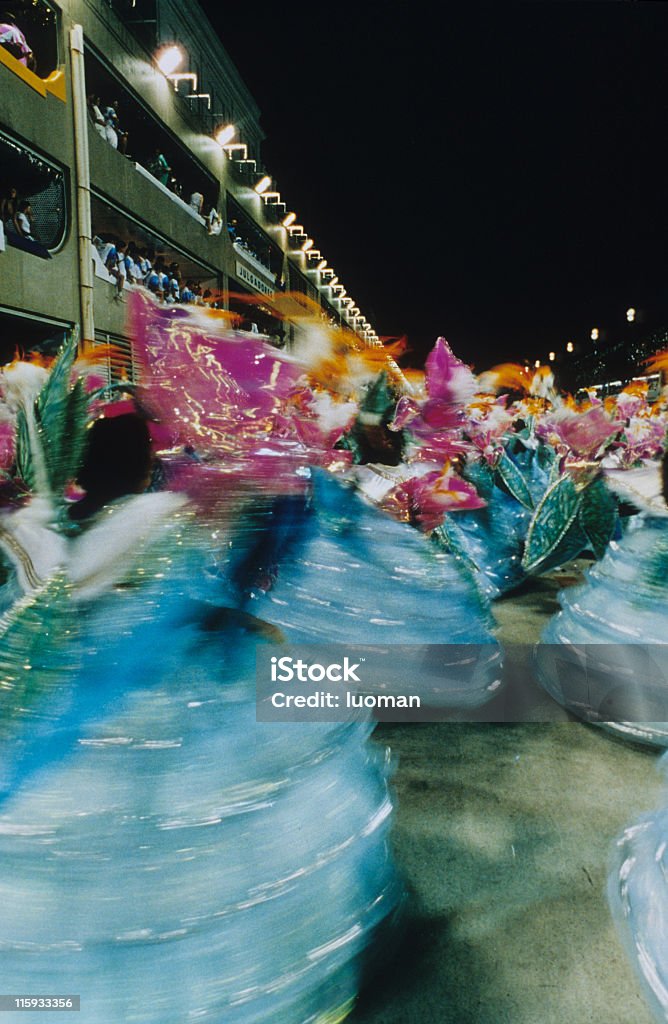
<box><xmin>155</xmin><ymin>46</ymin><xmax>378</xmax><ymax>344</ymax></box>
<box><xmin>255</xmin><ymin>182</ymin><xmax>377</xmax><ymax>339</ymax></box>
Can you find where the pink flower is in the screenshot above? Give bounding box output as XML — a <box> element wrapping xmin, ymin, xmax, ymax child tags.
<box><xmin>465</xmin><ymin>399</ymin><xmax>513</xmax><ymax>464</ymax></box>
<box><xmin>613</xmin><ymin>416</ymin><xmax>666</xmax><ymax>466</ymax></box>
<box><xmin>383</xmin><ymin>462</ymin><xmax>486</xmax><ymax>532</ymax></box>
<box><xmin>541</xmin><ymin>407</ymin><xmax>622</xmax><ymax>460</ymax></box>
<box><xmin>425</xmin><ymin>338</ymin><xmax>477</xmax><ymax>404</ymax></box>
<box><xmin>392</xmin><ymin>396</ymin><xmax>421</xmax><ymax>431</ymax></box>
<box><xmin>391</xmin><ymin>339</ymin><xmax>476</xmax><ymax>446</ymax></box>
<box><xmin>616</xmin><ymin>392</ymin><xmax>645</xmax><ymax>420</ymax></box>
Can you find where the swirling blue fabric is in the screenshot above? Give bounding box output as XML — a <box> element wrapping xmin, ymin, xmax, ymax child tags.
<box><xmin>0</xmin><ymin>517</ymin><xmax>400</xmax><ymax>1024</ymax></box>
<box><xmin>534</xmin><ymin>513</ymin><xmax>668</xmax><ymax>746</ymax></box>
<box><xmin>609</xmin><ymin>753</ymin><xmax>668</xmax><ymax>1023</ymax></box>
<box><xmin>240</xmin><ymin>471</ymin><xmax>503</xmax><ymax>708</ymax></box>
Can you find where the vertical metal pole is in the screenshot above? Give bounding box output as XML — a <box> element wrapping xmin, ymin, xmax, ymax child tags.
<box><xmin>69</xmin><ymin>25</ymin><xmax>95</xmax><ymax>351</ymax></box>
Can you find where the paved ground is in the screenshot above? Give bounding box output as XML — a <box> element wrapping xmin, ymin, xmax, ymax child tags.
<box><xmin>351</xmin><ymin>565</ymin><xmax>663</xmax><ymax>1024</ymax></box>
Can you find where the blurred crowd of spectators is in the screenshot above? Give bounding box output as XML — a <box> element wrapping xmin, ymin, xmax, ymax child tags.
<box><xmin>93</xmin><ymin>234</ymin><xmax>209</xmax><ymax>306</ymax></box>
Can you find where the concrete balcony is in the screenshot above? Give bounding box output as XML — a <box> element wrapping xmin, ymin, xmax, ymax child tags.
<box><xmin>87</xmin><ymin>126</ymin><xmax>223</xmax><ymax>271</ymax></box>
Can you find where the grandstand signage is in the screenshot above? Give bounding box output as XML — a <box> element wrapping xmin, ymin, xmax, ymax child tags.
<box><xmin>235</xmin><ymin>261</ymin><xmax>274</xmax><ymax>295</ymax></box>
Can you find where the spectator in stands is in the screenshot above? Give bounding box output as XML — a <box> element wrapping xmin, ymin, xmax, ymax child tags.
<box><xmin>123</xmin><ymin>242</ymin><xmax>142</xmax><ymax>283</ymax></box>
<box><xmin>0</xmin><ymin>9</ymin><xmax>35</xmax><ymax>70</ymax></box>
<box><xmin>104</xmin><ymin>237</ymin><xmax>118</xmax><ymax>271</ymax></box>
<box><xmin>105</xmin><ymin>238</ymin><xmax>127</xmax><ymax>298</ymax></box>
<box><xmin>103</xmin><ymin>112</ymin><xmax>118</xmax><ymax>149</ymax></box>
<box><xmin>1</xmin><ymin>185</ymin><xmax>17</xmax><ymax>232</ymax></box>
<box><xmin>227</xmin><ymin>218</ymin><xmax>239</xmax><ymax>242</ymax></box>
<box><xmin>13</xmin><ymin>199</ymin><xmax>35</xmax><ymax>240</ymax></box>
<box><xmin>145</xmin><ymin>265</ymin><xmax>161</xmax><ymax>297</ymax></box>
<box><xmin>146</xmin><ymin>256</ymin><xmax>168</xmax><ymax>299</ymax></box>
<box><xmin>148</xmin><ymin>148</ymin><xmax>171</xmax><ymax>187</ymax></box>
<box><xmin>166</xmin><ymin>264</ymin><xmax>181</xmax><ymax>303</ymax></box>
<box><xmin>104</xmin><ymin>101</ymin><xmax>129</xmax><ymax>155</ymax></box>
<box><xmin>88</xmin><ymin>94</ymin><xmax>107</xmax><ymax>140</ymax></box>
<box><xmin>93</xmin><ymin>234</ymin><xmax>113</xmax><ymax>265</ymax></box>
<box><xmin>137</xmin><ymin>247</ymin><xmax>152</xmax><ymax>279</ymax></box>
<box><xmin>207</xmin><ymin>207</ymin><xmax>223</xmax><ymax>236</ymax></box>
<box><xmin>181</xmin><ymin>280</ymin><xmax>195</xmax><ymax>304</ymax></box>
<box><xmin>189</xmin><ymin>191</ymin><xmax>204</xmax><ymax>215</ymax></box>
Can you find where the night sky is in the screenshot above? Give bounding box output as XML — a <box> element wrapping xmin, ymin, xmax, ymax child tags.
<box><xmin>201</xmin><ymin>2</ymin><xmax>668</xmax><ymax>371</ymax></box>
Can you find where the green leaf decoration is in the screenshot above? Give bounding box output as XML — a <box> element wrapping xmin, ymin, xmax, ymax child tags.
<box><xmin>462</xmin><ymin>458</ymin><xmax>495</xmax><ymax>501</ymax></box>
<box><xmin>14</xmin><ymin>405</ymin><xmax>36</xmax><ymax>490</ymax></box>
<box><xmin>528</xmin><ymin>521</ymin><xmax>589</xmax><ymax>575</ymax></box>
<box><xmin>34</xmin><ymin>333</ymin><xmax>80</xmax><ymax>494</ymax></box>
<box><xmin>59</xmin><ymin>377</ymin><xmax>90</xmax><ymax>493</ymax></box>
<box><xmin>522</xmin><ymin>474</ymin><xmax>582</xmax><ymax>573</ymax></box>
<box><xmin>495</xmin><ymin>451</ymin><xmax>535</xmax><ymax>510</ymax></box>
<box><xmin>547</xmin><ymin>455</ymin><xmax>562</xmax><ymax>488</ymax></box>
<box><xmin>0</xmin><ymin>574</ymin><xmax>78</xmax><ymax>744</ymax></box>
<box><xmin>578</xmin><ymin>477</ymin><xmax>618</xmax><ymax>560</ymax></box>
<box><xmin>536</xmin><ymin>441</ymin><xmax>557</xmax><ymax>472</ymax></box>
<box><xmin>432</xmin><ymin>520</ymin><xmax>494</xmax><ymax>625</ymax></box>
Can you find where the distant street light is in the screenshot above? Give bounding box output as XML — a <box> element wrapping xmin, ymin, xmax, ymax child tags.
<box><xmin>626</xmin><ymin>307</ymin><xmax>636</xmax><ymax>322</ymax></box>
<box><xmin>549</xmin><ymin>351</ymin><xmax>555</xmax><ymax>362</ymax></box>
<box><xmin>566</xmin><ymin>341</ymin><xmax>574</xmax><ymax>353</ymax></box>
<box><xmin>590</xmin><ymin>328</ymin><xmax>599</xmax><ymax>341</ymax></box>
<box><xmin>534</xmin><ymin>359</ymin><xmax>540</xmax><ymax>368</ymax></box>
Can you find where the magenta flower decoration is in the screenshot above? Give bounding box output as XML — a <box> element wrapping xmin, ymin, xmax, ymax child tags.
<box><xmin>425</xmin><ymin>337</ymin><xmax>477</xmax><ymax>404</ymax></box>
<box><xmin>390</xmin><ymin>339</ymin><xmax>478</xmax><ymax>458</ymax></box>
<box><xmin>465</xmin><ymin>398</ymin><xmax>513</xmax><ymax>465</ymax></box>
<box><xmin>290</xmin><ymin>388</ymin><xmax>358</xmax><ymax>453</ymax></box>
<box><xmin>616</xmin><ymin>391</ymin><xmax>645</xmax><ymax>420</ymax></box>
<box><xmin>392</xmin><ymin>395</ymin><xmax>422</xmax><ymax>432</ymax></box>
<box><xmin>614</xmin><ymin>416</ymin><xmax>666</xmax><ymax>467</ymax></box>
<box><xmin>383</xmin><ymin>462</ymin><xmax>486</xmax><ymax>532</ymax></box>
<box><xmin>541</xmin><ymin>406</ymin><xmax>622</xmax><ymax>460</ymax></box>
